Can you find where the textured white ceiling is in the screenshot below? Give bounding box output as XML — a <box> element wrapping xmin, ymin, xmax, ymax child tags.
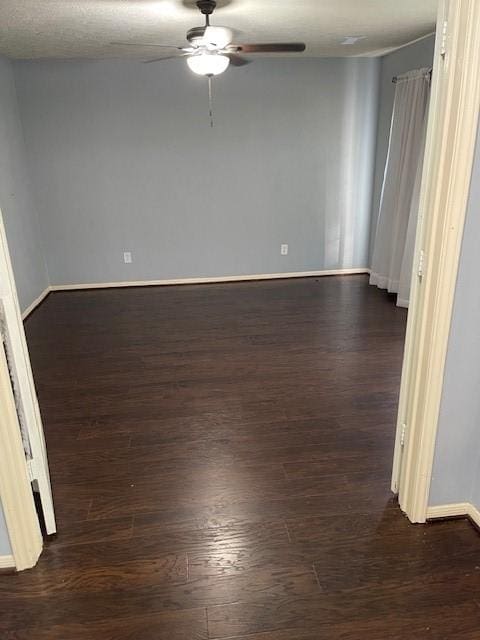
<box><xmin>0</xmin><ymin>0</ymin><xmax>437</xmax><ymax>60</ymax></box>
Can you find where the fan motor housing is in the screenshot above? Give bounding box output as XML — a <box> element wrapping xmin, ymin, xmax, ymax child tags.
<box><xmin>196</xmin><ymin>0</ymin><xmax>216</xmax><ymax>15</ymax></box>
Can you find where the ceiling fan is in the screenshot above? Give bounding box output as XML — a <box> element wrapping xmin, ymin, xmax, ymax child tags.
<box><xmin>111</xmin><ymin>0</ymin><xmax>306</xmax><ymax>124</ymax></box>
<box><xmin>112</xmin><ymin>0</ymin><xmax>306</xmax><ymax>74</ymax></box>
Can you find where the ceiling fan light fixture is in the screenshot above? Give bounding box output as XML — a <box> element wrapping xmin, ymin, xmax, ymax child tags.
<box><xmin>187</xmin><ymin>52</ymin><xmax>230</xmax><ymax>76</ymax></box>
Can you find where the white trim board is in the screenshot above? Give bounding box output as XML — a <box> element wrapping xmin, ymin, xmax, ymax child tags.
<box><xmin>21</xmin><ymin>287</ymin><xmax>50</xmax><ymax>321</ymax></box>
<box><xmin>427</xmin><ymin>503</ymin><xmax>480</xmax><ymax>529</ymax></box>
<box><xmin>0</xmin><ymin>209</ymin><xmax>54</xmax><ymax>569</ymax></box>
<box><xmin>49</xmin><ymin>268</ymin><xmax>370</xmax><ymax>292</ymax></box>
<box><xmin>0</xmin><ymin>320</ymin><xmax>43</xmax><ymax>570</ymax></box>
<box><xmin>0</xmin><ymin>554</ymin><xmax>15</xmax><ymax>570</ymax></box>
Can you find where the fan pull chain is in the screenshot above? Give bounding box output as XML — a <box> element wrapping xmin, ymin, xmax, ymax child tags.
<box><xmin>207</xmin><ymin>74</ymin><xmax>214</xmax><ymax>128</ymax></box>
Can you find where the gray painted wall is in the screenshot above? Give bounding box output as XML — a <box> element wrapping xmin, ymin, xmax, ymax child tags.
<box><xmin>369</xmin><ymin>35</ymin><xmax>435</xmax><ymax>257</ymax></box>
<box><xmin>429</xmin><ymin>124</ymin><xmax>480</xmax><ymax>507</ymax></box>
<box><xmin>0</xmin><ymin>56</ymin><xmax>49</xmax><ymax>312</ymax></box>
<box><xmin>0</xmin><ymin>503</ymin><xmax>11</xmax><ymax>556</ymax></box>
<box><xmin>14</xmin><ymin>57</ymin><xmax>379</xmax><ymax>286</ymax></box>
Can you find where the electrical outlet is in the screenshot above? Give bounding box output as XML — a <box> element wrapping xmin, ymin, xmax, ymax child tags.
<box><xmin>281</xmin><ymin>244</ymin><xmax>289</xmax><ymax>256</ymax></box>
<box><xmin>123</xmin><ymin>251</ymin><xmax>132</xmax><ymax>264</ymax></box>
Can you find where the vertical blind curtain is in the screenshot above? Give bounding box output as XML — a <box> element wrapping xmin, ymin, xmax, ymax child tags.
<box><xmin>370</xmin><ymin>68</ymin><xmax>431</xmax><ymax>307</ymax></box>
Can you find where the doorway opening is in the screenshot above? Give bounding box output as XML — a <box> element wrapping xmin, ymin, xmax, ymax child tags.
<box><xmin>0</xmin><ymin>10</ymin><xmax>479</xmax><ymax>636</ymax></box>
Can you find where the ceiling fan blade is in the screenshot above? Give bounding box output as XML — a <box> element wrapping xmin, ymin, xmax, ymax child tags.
<box><xmin>234</xmin><ymin>43</ymin><xmax>306</xmax><ymax>53</ymax></box>
<box><xmin>143</xmin><ymin>54</ymin><xmax>188</xmax><ymax>63</ymax></box>
<box><xmin>226</xmin><ymin>53</ymin><xmax>251</xmax><ymax>67</ymax></box>
<box><xmin>110</xmin><ymin>42</ymin><xmax>187</xmax><ymax>50</ymax></box>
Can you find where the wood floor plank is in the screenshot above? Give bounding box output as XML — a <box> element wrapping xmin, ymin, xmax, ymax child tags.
<box><xmin>207</xmin><ymin>572</ymin><xmax>480</xmax><ymax>638</ymax></box>
<box><xmin>5</xmin><ymin>608</ymin><xmax>208</xmax><ymax>640</ymax></box>
<box><xmin>208</xmin><ymin>600</ymin><xmax>480</xmax><ymax>640</ymax></box>
<box><xmin>46</xmin><ymin>515</ymin><xmax>134</xmax><ymax>548</ymax></box>
<box><xmin>0</xmin><ymin>566</ymin><xmax>321</xmax><ymax>631</ymax></box>
<box><xmin>0</xmin><ymin>553</ymin><xmax>187</xmax><ymax>597</ymax></box>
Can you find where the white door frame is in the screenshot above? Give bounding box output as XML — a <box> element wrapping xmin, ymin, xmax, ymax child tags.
<box><xmin>392</xmin><ymin>0</ymin><xmax>480</xmax><ymax>522</ymax></box>
<box><xmin>0</xmin><ymin>211</ymin><xmax>43</xmax><ymax>570</ymax></box>
<box><xmin>0</xmin><ymin>337</ymin><xmax>43</xmax><ymax>570</ymax></box>
<box><xmin>0</xmin><ymin>210</ymin><xmax>56</xmax><ymax>570</ymax></box>
<box><xmin>0</xmin><ymin>214</ymin><xmax>56</xmax><ymax>537</ymax></box>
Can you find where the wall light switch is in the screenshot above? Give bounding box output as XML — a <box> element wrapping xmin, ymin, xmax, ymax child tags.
<box><xmin>123</xmin><ymin>251</ymin><xmax>132</xmax><ymax>264</ymax></box>
<box><xmin>281</xmin><ymin>244</ymin><xmax>289</xmax><ymax>256</ymax></box>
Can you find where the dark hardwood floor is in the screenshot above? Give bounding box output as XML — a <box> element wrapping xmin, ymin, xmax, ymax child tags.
<box><xmin>2</xmin><ymin>275</ymin><xmax>480</xmax><ymax>638</ymax></box>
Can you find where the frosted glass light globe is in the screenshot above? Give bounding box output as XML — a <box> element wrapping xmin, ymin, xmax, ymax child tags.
<box><xmin>187</xmin><ymin>53</ymin><xmax>230</xmax><ymax>76</ymax></box>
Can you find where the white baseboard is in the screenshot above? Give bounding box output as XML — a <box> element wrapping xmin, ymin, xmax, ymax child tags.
<box><xmin>0</xmin><ymin>554</ymin><xmax>15</xmax><ymax>570</ymax></box>
<box><xmin>21</xmin><ymin>287</ymin><xmax>51</xmax><ymax>320</ymax></box>
<box><xmin>468</xmin><ymin>504</ymin><xmax>480</xmax><ymax>528</ymax></box>
<box><xmin>426</xmin><ymin>503</ymin><xmax>470</xmax><ymax>519</ymax></box>
<box><xmin>49</xmin><ymin>268</ymin><xmax>370</xmax><ymax>292</ymax></box>
<box><xmin>21</xmin><ymin>270</ymin><xmax>370</xmax><ymax>318</ymax></box>
<box><xmin>426</xmin><ymin>502</ymin><xmax>480</xmax><ymax>528</ymax></box>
